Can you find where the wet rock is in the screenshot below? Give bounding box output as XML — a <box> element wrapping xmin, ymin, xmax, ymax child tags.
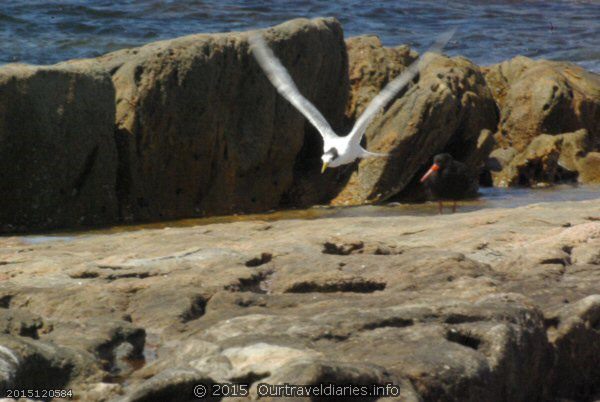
<box><xmin>332</xmin><ymin>50</ymin><xmax>498</xmax><ymax>205</ymax></box>
<box><xmin>97</xmin><ymin>17</ymin><xmax>348</xmax><ymax>221</ymax></box>
<box><xmin>493</xmin><ymin>129</ymin><xmax>596</xmax><ymax>186</ymax></box>
<box><xmin>483</xmin><ymin>57</ymin><xmax>600</xmax><ymax>151</ymax></box>
<box><xmin>0</xmin><ymin>61</ymin><xmax>118</xmax><ymax>232</ymax></box>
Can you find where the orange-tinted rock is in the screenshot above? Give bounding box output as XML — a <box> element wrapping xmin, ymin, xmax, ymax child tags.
<box><xmin>484</xmin><ymin>57</ymin><xmax>600</xmax><ymax>151</ymax></box>
<box><xmin>576</xmin><ymin>152</ymin><xmax>600</xmax><ymax>184</ymax></box>
<box><xmin>345</xmin><ymin>35</ymin><xmax>417</xmax><ymax>123</ymax></box>
<box><xmin>332</xmin><ymin>49</ymin><xmax>498</xmax><ymax>205</ymax></box>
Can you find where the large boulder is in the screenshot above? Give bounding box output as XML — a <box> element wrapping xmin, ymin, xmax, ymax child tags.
<box><xmin>331</xmin><ymin>40</ymin><xmax>498</xmax><ymax>205</ymax></box>
<box><xmin>576</xmin><ymin>152</ymin><xmax>600</xmax><ymax>183</ymax></box>
<box><xmin>344</xmin><ymin>35</ymin><xmax>418</xmax><ymax>123</ymax></box>
<box><xmin>483</xmin><ymin>57</ymin><xmax>600</xmax><ymax>151</ymax></box>
<box><xmin>96</xmin><ymin>18</ymin><xmax>348</xmax><ymax>221</ymax></box>
<box><xmin>492</xmin><ymin>129</ymin><xmax>600</xmax><ymax>186</ymax></box>
<box><xmin>0</xmin><ymin>61</ymin><xmax>118</xmax><ymax>232</ymax></box>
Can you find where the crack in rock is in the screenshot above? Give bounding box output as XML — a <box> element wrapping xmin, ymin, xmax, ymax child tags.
<box><xmin>285</xmin><ymin>277</ymin><xmax>386</xmax><ymax>294</ymax></box>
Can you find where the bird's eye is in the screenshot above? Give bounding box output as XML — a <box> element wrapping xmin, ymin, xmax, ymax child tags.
<box><xmin>328</xmin><ymin>148</ymin><xmax>339</xmax><ymax>160</ymax></box>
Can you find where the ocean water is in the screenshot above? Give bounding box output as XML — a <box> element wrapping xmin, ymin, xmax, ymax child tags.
<box><xmin>19</xmin><ymin>184</ymin><xmax>598</xmax><ymax>239</ymax></box>
<box><xmin>1</xmin><ymin>0</ymin><xmax>598</xmax><ymax>71</ymax></box>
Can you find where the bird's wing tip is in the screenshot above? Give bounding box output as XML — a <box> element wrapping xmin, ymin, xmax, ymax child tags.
<box><xmin>248</xmin><ymin>32</ymin><xmax>263</xmax><ymax>47</ymax></box>
<box><xmin>431</xmin><ymin>28</ymin><xmax>457</xmax><ymax>54</ymax></box>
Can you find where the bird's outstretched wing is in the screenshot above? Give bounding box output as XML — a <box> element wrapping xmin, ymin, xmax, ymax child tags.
<box><xmin>249</xmin><ymin>34</ymin><xmax>339</xmax><ymax>141</ymax></box>
<box><xmin>347</xmin><ymin>29</ymin><xmax>456</xmax><ymax>145</ymax></box>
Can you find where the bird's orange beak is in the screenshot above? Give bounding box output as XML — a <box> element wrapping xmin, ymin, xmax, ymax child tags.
<box><xmin>420</xmin><ymin>163</ymin><xmax>440</xmax><ymax>183</ymax></box>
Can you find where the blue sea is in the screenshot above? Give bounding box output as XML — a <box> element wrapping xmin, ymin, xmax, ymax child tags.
<box><xmin>1</xmin><ymin>0</ymin><xmax>599</xmax><ymax>71</ymax></box>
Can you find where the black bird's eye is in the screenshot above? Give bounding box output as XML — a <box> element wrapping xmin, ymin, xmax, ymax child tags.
<box><xmin>327</xmin><ymin>148</ymin><xmax>339</xmax><ymax>160</ymax></box>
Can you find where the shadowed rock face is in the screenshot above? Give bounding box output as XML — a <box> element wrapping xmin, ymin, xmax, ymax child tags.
<box><xmin>0</xmin><ymin>18</ymin><xmax>349</xmax><ymax>232</ymax></box>
<box><xmin>2</xmin><ymin>19</ymin><xmax>599</xmax><ymax>231</ymax></box>
<box><xmin>491</xmin><ymin>129</ymin><xmax>600</xmax><ymax>187</ymax></box>
<box><xmin>331</xmin><ymin>44</ymin><xmax>498</xmax><ymax>205</ymax></box>
<box><xmin>0</xmin><ymin>200</ymin><xmax>599</xmax><ymax>400</ymax></box>
<box><xmin>0</xmin><ymin>61</ymin><xmax>118</xmax><ymax>232</ymax></box>
<box><xmin>96</xmin><ymin>17</ymin><xmax>348</xmax><ymax>222</ymax></box>
<box><xmin>546</xmin><ymin>295</ymin><xmax>600</xmax><ymax>400</ymax></box>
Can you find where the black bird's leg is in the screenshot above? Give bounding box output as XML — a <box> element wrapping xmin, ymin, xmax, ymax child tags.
<box><xmin>452</xmin><ymin>201</ymin><xmax>457</xmax><ymax>213</ymax></box>
<box><xmin>438</xmin><ymin>201</ymin><xmax>443</xmax><ymax>214</ymax></box>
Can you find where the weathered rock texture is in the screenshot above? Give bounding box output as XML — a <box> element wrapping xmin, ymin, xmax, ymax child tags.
<box><xmin>483</xmin><ymin>57</ymin><xmax>600</xmax><ymax>186</ymax></box>
<box><xmin>0</xmin><ymin>61</ymin><xmax>118</xmax><ymax>232</ymax></box>
<box><xmin>492</xmin><ymin>129</ymin><xmax>600</xmax><ymax>186</ymax></box>
<box><xmin>344</xmin><ymin>35</ymin><xmax>418</xmax><ymax>123</ymax></box>
<box><xmin>546</xmin><ymin>295</ymin><xmax>600</xmax><ymax>400</ymax></box>
<box><xmin>0</xmin><ymin>200</ymin><xmax>599</xmax><ymax>401</ymax></box>
<box><xmin>96</xmin><ymin>17</ymin><xmax>348</xmax><ymax>222</ymax></box>
<box><xmin>484</xmin><ymin>56</ymin><xmax>600</xmax><ymax>152</ymax></box>
<box><xmin>2</xmin><ymin>19</ymin><xmax>599</xmax><ymax>231</ymax></box>
<box><xmin>577</xmin><ymin>152</ymin><xmax>600</xmax><ymax>183</ymax></box>
<box><xmin>332</xmin><ymin>39</ymin><xmax>498</xmax><ymax>205</ymax></box>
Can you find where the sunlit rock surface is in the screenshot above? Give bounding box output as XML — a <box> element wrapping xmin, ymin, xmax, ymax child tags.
<box><xmin>0</xmin><ymin>200</ymin><xmax>598</xmax><ymax>400</ymax></box>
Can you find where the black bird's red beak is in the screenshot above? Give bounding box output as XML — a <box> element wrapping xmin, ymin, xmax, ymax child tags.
<box><xmin>420</xmin><ymin>163</ymin><xmax>440</xmax><ymax>183</ymax></box>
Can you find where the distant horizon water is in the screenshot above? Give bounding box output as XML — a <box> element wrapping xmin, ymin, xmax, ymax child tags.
<box><xmin>0</xmin><ymin>0</ymin><xmax>599</xmax><ymax>72</ymax></box>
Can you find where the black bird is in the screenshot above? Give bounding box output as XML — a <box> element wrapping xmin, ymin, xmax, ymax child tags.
<box><xmin>420</xmin><ymin>153</ymin><xmax>475</xmax><ymax>213</ymax></box>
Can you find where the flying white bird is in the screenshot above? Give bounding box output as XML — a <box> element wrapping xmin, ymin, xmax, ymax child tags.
<box><xmin>249</xmin><ymin>29</ymin><xmax>455</xmax><ymax>173</ymax></box>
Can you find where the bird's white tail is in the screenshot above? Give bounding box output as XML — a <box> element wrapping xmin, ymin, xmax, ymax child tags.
<box><xmin>360</xmin><ymin>148</ymin><xmax>389</xmax><ymax>159</ymax></box>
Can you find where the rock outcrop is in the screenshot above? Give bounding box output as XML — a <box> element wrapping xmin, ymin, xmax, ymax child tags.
<box><xmin>1</xmin><ymin>199</ymin><xmax>599</xmax><ymax>400</ymax></box>
<box><xmin>0</xmin><ymin>61</ymin><xmax>118</xmax><ymax>232</ymax></box>
<box><xmin>332</xmin><ymin>39</ymin><xmax>498</xmax><ymax>205</ymax></box>
<box><xmin>492</xmin><ymin>129</ymin><xmax>600</xmax><ymax>186</ymax></box>
<box><xmin>482</xmin><ymin>57</ymin><xmax>600</xmax><ymax>187</ymax></box>
<box><xmin>344</xmin><ymin>35</ymin><xmax>418</xmax><ymax>123</ymax></box>
<box><xmin>483</xmin><ymin>56</ymin><xmax>600</xmax><ymax>152</ymax></box>
<box><xmin>2</xmin><ymin>19</ymin><xmax>598</xmax><ymax>232</ymax></box>
<box><xmin>96</xmin><ymin>17</ymin><xmax>348</xmax><ymax>222</ymax></box>
<box><xmin>576</xmin><ymin>152</ymin><xmax>600</xmax><ymax>183</ymax></box>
